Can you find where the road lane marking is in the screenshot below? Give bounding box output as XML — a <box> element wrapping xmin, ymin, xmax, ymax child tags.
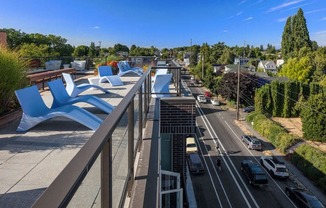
<box><xmin>196</xmin><ymin>104</ymin><xmax>256</xmax><ymax>208</ymax></box>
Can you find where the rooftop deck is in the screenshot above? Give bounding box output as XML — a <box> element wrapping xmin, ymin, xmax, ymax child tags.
<box><xmin>0</xmin><ymin>73</ymin><xmax>145</xmax><ymax>207</ymax></box>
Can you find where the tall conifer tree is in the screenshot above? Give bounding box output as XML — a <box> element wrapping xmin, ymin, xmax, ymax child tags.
<box><xmin>281</xmin><ymin>8</ymin><xmax>311</xmax><ymax>60</ymax></box>
<box><xmin>281</xmin><ymin>17</ymin><xmax>293</xmax><ymax>60</ymax></box>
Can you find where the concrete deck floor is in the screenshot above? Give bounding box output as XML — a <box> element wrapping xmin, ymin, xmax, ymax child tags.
<box><xmin>0</xmin><ymin>73</ymin><xmax>140</xmax><ymax>207</ymax></box>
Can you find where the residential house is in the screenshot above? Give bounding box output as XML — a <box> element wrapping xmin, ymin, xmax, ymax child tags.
<box><xmin>276</xmin><ymin>59</ymin><xmax>284</xmax><ymax>68</ymax></box>
<box><xmin>224</xmin><ymin>64</ymin><xmax>255</xmax><ymax>74</ymax></box>
<box><xmin>258</xmin><ymin>60</ymin><xmax>277</xmax><ymax>74</ymax></box>
<box><xmin>234</xmin><ymin>57</ymin><xmax>250</xmax><ymax>65</ymax></box>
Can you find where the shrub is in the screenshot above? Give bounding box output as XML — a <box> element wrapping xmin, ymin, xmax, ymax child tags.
<box><xmin>291</xmin><ymin>144</ymin><xmax>326</xmax><ymax>193</ymax></box>
<box><xmin>0</xmin><ymin>46</ymin><xmax>28</xmax><ymax>114</ymax></box>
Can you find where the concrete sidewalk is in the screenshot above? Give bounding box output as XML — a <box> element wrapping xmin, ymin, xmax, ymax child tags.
<box><xmin>0</xmin><ymin>74</ymin><xmax>139</xmax><ymax>207</ymax></box>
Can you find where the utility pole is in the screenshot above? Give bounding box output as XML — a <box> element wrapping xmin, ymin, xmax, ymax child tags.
<box><xmin>201</xmin><ymin>53</ymin><xmax>204</xmax><ymax>79</ymax></box>
<box><xmin>236</xmin><ymin>59</ymin><xmax>240</xmax><ymax>120</ymax></box>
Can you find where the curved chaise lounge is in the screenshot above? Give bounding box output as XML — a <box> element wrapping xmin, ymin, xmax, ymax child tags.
<box><xmin>98</xmin><ymin>66</ymin><xmax>124</xmax><ymax>86</ymax></box>
<box><xmin>48</xmin><ymin>79</ymin><xmax>115</xmax><ymax>114</ymax></box>
<box><xmin>15</xmin><ymin>85</ymin><xmax>102</xmax><ymax>131</ymax></box>
<box><xmin>62</xmin><ymin>73</ymin><xmax>110</xmax><ymax>97</ymax></box>
<box><xmin>117</xmin><ymin>61</ymin><xmax>143</xmax><ymax>77</ymax></box>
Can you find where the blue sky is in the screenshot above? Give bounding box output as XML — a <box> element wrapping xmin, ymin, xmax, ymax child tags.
<box><xmin>0</xmin><ymin>0</ymin><xmax>325</xmax><ymax>49</ymax></box>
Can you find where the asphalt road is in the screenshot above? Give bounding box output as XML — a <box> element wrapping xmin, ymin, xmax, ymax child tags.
<box><xmin>183</xmin><ymin>76</ymin><xmax>299</xmax><ymax>208</ymax></box>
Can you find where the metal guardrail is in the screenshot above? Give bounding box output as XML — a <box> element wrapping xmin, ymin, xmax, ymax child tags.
<box><xmin>32</xmin><ymin>66</ymin><xmax>182</xmax><ymax>208</ymax></box>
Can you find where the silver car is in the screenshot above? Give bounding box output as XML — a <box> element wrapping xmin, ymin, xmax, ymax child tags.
<box><xmin>241</xmin><ymin>135</ymin><xmax>262</xmax><ymax>150</ymax></box>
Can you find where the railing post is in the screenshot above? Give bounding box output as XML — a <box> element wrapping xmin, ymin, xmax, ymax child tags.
<box><xmin>138</xmin><ymin>87</ymin><xmax>143</xmax><ymax>151</ymax></box>
<box><xmin>127</xmin><ymin>100</ymin><xmax>134</xmax><ymax>196</ymax></box>
<box><xmin>101</xmin><ymin>138</ymin><xmax>112</xmax><ymax>208</ymax></box>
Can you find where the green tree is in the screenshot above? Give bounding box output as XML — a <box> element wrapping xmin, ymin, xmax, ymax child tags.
<box><xmin>190</xmin><ymin>45</ymin><xmax>200</xmax><ymax>67</ymax></box>
<box><xmin>73</xmin><ymin>45</ymin><xmax>89</xmax><ymax>57</ymax></box>
<box><xmin>216</xmin><ymin>72</ymin><xmax>258</xmax><ymax>104</ymax></box>
<box><xmin>278</xmin><ymin>56</ymin><xmax>314</xmax><ymax>83</ymax></box>
<box><xmin>218</xmin><ymin>48</ymin><xmax>234</xmax><ymax>64</ymax></box>
<box><xmin>281</xmin><ymin>16</ymin><xmax>291</xmax><ymax>58</ymax></box>
<box><xmin>292</xmin><ymin>9</ymin><xmax>311</xmax><ymax>53</ymax></box>
<box><xmin>113</xmin><ymin>43</ymin><xmax>129</xmax><ymax>54</ymax></box>
<box><xmin>88</xmin><ymin>42</ymin><xmax>96</xmax><ymax>57</ymax></box>
<box><xmin>18</xmin><ymin>43</ymin><xmax>58</xmax><ymax>58</ymax></box>
<box><xmin>281</xmin><ymin>8</ymin><xmax>311</xmax><ymax>60</ymax></box>
<box><xmin>313</xmin><ymin>47</ymin><xmax>326</xmax><ymax>82</ymax></box>
<box><xmin>301</xmin><ymin>94</ymin><xmax>326</xmax><ymax>142</ymax></box>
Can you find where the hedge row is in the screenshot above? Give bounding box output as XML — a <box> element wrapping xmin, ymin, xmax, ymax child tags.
<box><xmin>246</xmin><ymin>112</ymin><xmax>301</xmax><ymax>153</ymax></box>
<box><xmin>290</xmin><ymin>144</ymin><xmax>326</xmax><ymax>193</ymax></box>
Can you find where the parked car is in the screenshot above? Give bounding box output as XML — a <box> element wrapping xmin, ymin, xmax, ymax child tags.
<box><xmin>285</xmin><ymin>186</ymin><xmax>325</xmax><ymax>208</ymax></box>
<box><xmin>186</xmin><ymin>136</ymin><xmax>198</xmax><ymax>154</ymax></box>
<box><xmin>187</xmin><ymin>153</ymin><xmax>205</xmax><ymax>174</ymax></box>
<box><xmin>241</xmin><ymin>135</ymin><xmax>263</xmax><ymax>150</ymax></box>
<box><xmin>197</xmin><ymin>95</ymin><xmax>206</xmax><ymax>103</ymax></box>
<box><xmin>243</xmin><ymin>106</ymin><xmax>255</xmax><ymax>113</ymax></box>
<box><xmin>211</xmin><ymin>98</ymin><xmax>220</xmax><ymax>106</ymax></box>
<box><xmin>260</xmin><ymin>156</ymin><xmax>289</xmax><ymax>179</ymax></box>
<box><xmin>204</xmin><ymin>91</ymin><xmax>212</xmax><ymax>98</ymax></box>
<box><xmin>240</xmin><ymin>160</ymin><xmax>268</xmax><ymax>186</ymax></box>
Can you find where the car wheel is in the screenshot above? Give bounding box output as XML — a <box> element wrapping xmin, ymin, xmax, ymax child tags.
<box><xmin>260</xmin><ymin>159</ymin><xmax>264</xmax><ymax>166</ymax></box>
<box><xmin>286</xmin><ymin>190</ymin><xmax>291</xmax><ymax>197</ymax></box>
<box><xmin>240</xmin><ymin>166</ymin><xmax>243</xmax><ymax>171</ymax></box>
<box><xmin>249</xmin><ymin>180</ymin><xmax>252</xmax><ymax>185</ymax></box>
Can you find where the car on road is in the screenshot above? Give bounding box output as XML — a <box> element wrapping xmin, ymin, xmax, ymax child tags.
<box><xmin>204</xmin><ymin>91</ymin><xmax>212</xmax><ymax>98</ymax></box>
<box><xmin>211</xmin><ymin>98</ymin><xmax>220</xmax><ymax>106</ymax></box>
<box><xmin>285</xmin><ymin>186</ymin><xmax>325</xmax><ymax>208</ymax></box>
<box><xmin>186</xmin><ymin>136</ymin><xmax>198</xmax><ymax>154</ymax></box>
<box><xmin>197</xmin><ymin>95</ymin><xmax>206</xmax><ymax>103</ymax></box>
<box><xmin>243</xmin><ymin>106</ymin><xmax>255</xmax><ymax>113</ymax></box>
<box><xmin>241</xmin><ymin>135</ymin><xmax>263</xmax><ymax>150</ymax></box>
<box><xmin>260</xmin><ymin>156</ymin><xmax>289</xmax><ymax>179</ymax></box>
<box><xmin>187</xmin><ymin>153</ymin><xmax>205</xmax><ymax>174</ymax></box>
<box><xmin>240</xmin><ymin>160</ymin><xmax>268</xmax><ymax>186</ymax></box>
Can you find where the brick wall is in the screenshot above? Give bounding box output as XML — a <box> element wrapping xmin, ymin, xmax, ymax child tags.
<box><xmin>0</xmin><ymin>31</ymin><xmax>7</xmax><ymax>48</ymax></box>
<box><xmin>160</xmin><ymin>97</ymin><xmax>196</xmax><ymax>189</ymax></box>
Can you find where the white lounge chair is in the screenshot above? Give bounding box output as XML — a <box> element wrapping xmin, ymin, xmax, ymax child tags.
<box><xmin>98</xmin><ymin>66</ymin><xmax>124</xmax><ymax>86</ymax></box>
<box><xmin>151</xmin><ymin>74</ymin><xmax>172</xmax><ymax>98</ymax></box>
<box><xmin>62</xmin><ymin>73</ymin><xmax>110</xmax><ymax>97</ymax></box>
<box><xmin>14</xmin><ymin>85</ymin><xmax>102</xmax><ymax>131</ymax></box>
<box><xmin>48</xmin><ymin>79</ymin><xmax>115</xmax><ymax>114</ymax></box>
<box><xmin>152</xmin><ymin>68</ymin><xmax>168</xmax><ymax>83</ymax></box>
<box><xmin>117</xmin><ymin>61</ymin><xmax>143</xmax><ymax>77</ymax></box>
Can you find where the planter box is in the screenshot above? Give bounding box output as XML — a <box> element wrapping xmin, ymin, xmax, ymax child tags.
<box><xmin>0</xmin><ymin>109</ymin><xmax>22</xmax><ymax>128</ymax></box>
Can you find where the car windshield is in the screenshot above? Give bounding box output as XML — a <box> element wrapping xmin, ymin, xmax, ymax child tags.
<box><xmin>276</xmin><ymin>167</ymin><xmax>287</xmax><ymax>172</ymax></box>
<box><xmin>306</xmin><ymin>195</ymin><xmax>323</xmax><ymax>207</ymax></box>
<box><xmin>255</xmin><ymin>175</ymin><xmax>267</xmax><ymax>180</ymax></box>
<box><xmin>252</xmin><ymin>140</ymin><xmax>261</xmax><ymax>144</ymax></box>
<box><xmin>187</xmin><ymin>144</ymin><xmax>196</xmax><ymax>147</ymax></box>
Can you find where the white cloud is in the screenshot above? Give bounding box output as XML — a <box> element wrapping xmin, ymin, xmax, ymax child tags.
<box><xmin>277</xmin><ymin>17</ymin><xmax>288</xmax><ymax>22</ymax></box>
<box><xmin>243</xmin><ymin>17</ymin><xmax>253</xmax><ymax>21</ymax></box>
<box><xmin>236</xmin><ymin>12</ymin><xmax>243</xmax><ymax>16</ymax></box>
<box><xmin>315</xmin><ymin>30</ymin><xmax>326</xmax><ymax>35</ymax></box>
<box><xmin>223</xmin><ymin>30</ymin><xmax>228</xmax><ymax>33</ymax></box>
<box><xmin>306</xmin><ymin>8</ymin><xmax>326</xmax><ymax>14</ymax></box>
<box><xmin>239</xmin><ymin>0</ymin><xmax>248</xmax><ymax>5</ymax></box>
<box><xmin>93</xmin><ymin>26</ymin><xmax>100</xmax><ymax>29</ymax></box>
<box><xmin>267</xmin><ymin>0</ymin><xmax>304</xmax><ymax>13</ymax></box>
<box><xmin>312</xmin><ymin>30</ymin><xmax>326</xmax><ymax>46</ymax></box>
<box><xmin>321</xmin><ymin>17</ymin><xmax>326</xmax><ymax>21</ymax></box>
